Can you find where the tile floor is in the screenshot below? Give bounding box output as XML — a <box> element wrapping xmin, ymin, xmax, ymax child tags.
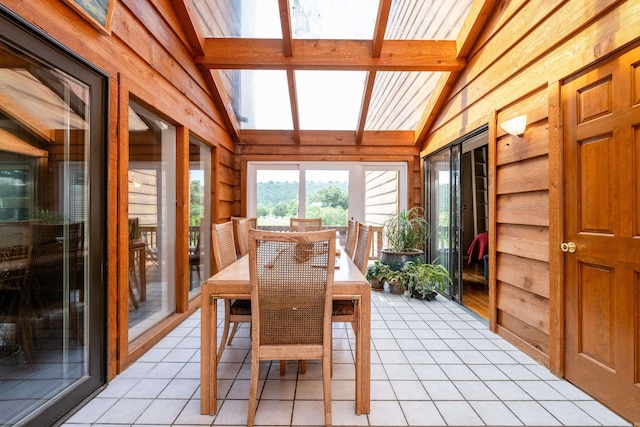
<box><xmin>63</xmin><ymin>291</ymin><xmax>631</xmax><ymax>426</ymax></box>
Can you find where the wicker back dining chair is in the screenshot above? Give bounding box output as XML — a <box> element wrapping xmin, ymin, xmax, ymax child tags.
<box><xmin>351</xmin><ymin>222</ymin><xmax>373</xmax><ymax>275</ymax></box>
<box><xmin>231</xmin><ymin>216</ymin><xmax>257</xmax><ymax>257</ymax></box>
<box><xmin>247</xmin><ymin>229</ymin><xmax>335</xmax><ymax>427</ymax></box>
<box><xmin>343</xmin><ymin>218</ymin><xmax>358</xmax><ymax>259</ymax></box>
<box><xmin>232</xmin><ymin>217</ymin><xmax>253</xmax><ymax>257</ymax></box>
<box><xmin>331</xmin><ymin>222</ymin><xmax>372</xmax><ymax>382</ymax></box>
<box><xmin>211</xmin><ymin>221</ymin><xmax>251</xmax><ymax>362</ymax></box>
<box><xmin>289</xmin><ymin>217</ymin><xmax>322</xmax><ymax>232</ymax></box>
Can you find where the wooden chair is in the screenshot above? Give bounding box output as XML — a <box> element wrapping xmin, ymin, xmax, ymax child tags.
<box><xmin>332</xmin><ymin>223</ymin><xmax>372</xmax><ymax>376</ymax></box>
<box><xmin>343</xmin><ymin>219</ymin><xmax>358</xmax><ymax>259</ymax></box>
<box><xmin>369</xmin><ymin>225</ymin><xmax>384</xmax><ymax>262</ymax></box>
<box><xmin>188</xmin><ymin>227</ymin><xmax>201</xmax><ymax>289</ymax></box>
<box><xmin>211</xmin><ymin>221</ymin><xmax>251</xmax><ymax>362</ymax></box>
<box><xmin>352</xmin><ymin>223</ymin><xmax>373</xmax><ymax>275</ymax></box>
<box><xmin>247</xmin><ymin>229</ymin><xmax>335</xmax><ymax>427</ymax></box>
<box><xmin>289</xmin><ymin>217</ymin><xmax>322</xmax><ymax>232</ymax></box>
<box><xmin>231</xmin><ymin>217</ymin><xmax>254</xmax><ymax>257</ymax></box>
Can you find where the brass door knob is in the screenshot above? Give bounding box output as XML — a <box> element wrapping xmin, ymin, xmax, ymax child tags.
<box><xmin>560</xmin><ymin>242</ymin><xmax>576</xmax><ymax>253</ymax></box>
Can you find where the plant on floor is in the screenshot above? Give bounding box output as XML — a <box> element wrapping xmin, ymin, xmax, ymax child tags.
<box><xmin>385</xmin><ymin>269</ymin><xmax>406</xmax><ymax>295</ymax></box>
<box><xmin>402</xmin><ymin>258</ymin><xmax>451</xmax><ymax>300</ymax></box>
<box><xmin>380</xmin><ymin>207</ymin><xmax>429</xmax><ymax>270</ymax></box>
<box><xmin>365</xmin><ymin>260</ymin><xmax>391</xmax><ymax>291</ymax></box>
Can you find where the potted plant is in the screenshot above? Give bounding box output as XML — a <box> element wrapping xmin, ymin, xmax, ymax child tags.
<box><xmin>365</xmin><ymin>261</ymin><xmax>390</xmax><ymax>292</ymax></box>
<box><xmin>402</xmin><ymin>259</ymin><xmax>452</xmax><ymax>300</ymax></box>
<box><xmin>385</xmin><ymin>269</ymin><xmax>406</xmax><ymax>295</ymax></box>
<box><xmin>380</xmin><ymin>207</ymin><xmax>429</xmax><ymax>270</ymax></box>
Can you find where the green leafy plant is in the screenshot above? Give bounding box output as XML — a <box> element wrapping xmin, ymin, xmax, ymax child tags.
<box><xmin>382</xmin><ymin>206</ymin><xmax>429</xmax><ymax>253</ymax></box>
<box><xmin>365</xmin><ymin>261</ymin><xmax>391</xmax><ymax>290</ymax></box>
<box><xmin>401</xmin><ymin>259</ymin><xmax>452</xmax><ymax>299</ymax></box>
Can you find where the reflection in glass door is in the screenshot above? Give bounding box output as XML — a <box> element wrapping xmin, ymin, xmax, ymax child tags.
<box><xmin>188</xmin><ymin>138</ymin><xmax>211</xmax><ymax>297</ymax></box>
<box><xmin>0</xmin><ymin>13</ymin><xmax>106</xmax><ymax>425</ymax></box>
<box><xmin>128</xmin><ymin>101</ymin><xmax>176</xmax><ymax>341</ymax></box>
<box><xmin>425</xmin><ymin>148</ymin><xmax>460</xmax><ymax>301</ymax></box>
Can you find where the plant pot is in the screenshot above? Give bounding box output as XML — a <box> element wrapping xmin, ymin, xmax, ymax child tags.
<box><xmin>388</xmin><ymin>280</ymin><xmax>404</xmax><ymax>295</ymax></box>
<box><xmin>369</xmin><ymin>278</ymin><xmax>385</xmax><ymax>292</ymax></box>
<box><xmin>410</xmin><ymin>289</ymin><xmax>438</xmax><ymax>301</ymax></box>
<box><xmin>380</xmin><ymin>249</ymin><xmax>424</xmax><ymax>271</ymax></box>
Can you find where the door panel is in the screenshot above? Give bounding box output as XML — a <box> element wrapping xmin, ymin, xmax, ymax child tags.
<box><xmin>563</xmin><ymin>46</ymin><xmax>640</xmax><ymax>425</ymax></box>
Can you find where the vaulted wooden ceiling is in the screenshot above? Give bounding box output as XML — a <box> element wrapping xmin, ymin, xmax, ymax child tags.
<box><xmin>174</xmin><ymin>0</ymin><xmax>496</xmax><ymax>146</ymax></box>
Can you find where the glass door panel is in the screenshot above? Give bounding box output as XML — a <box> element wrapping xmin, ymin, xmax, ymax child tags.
<box><xmin>255</xmin><ymin>168</ymin><xmax>299</xmax><ymax>230</ymax></box>
<box><xmin>188</xmin><ymin>139</ymin><xmax>210</xmax><ymax>297</ymax></box>
<box><xmin>304</xmin><ymin>169</ymin><xmax>349</xmax><ymax>227</ymax></box>
<box><xmin>0</xmin><ymin>19</ymin><xmax>106</xmax><ymax>424</ymax></box>
<box><xmin>426</xmin><ymin>149</ymin><xmax>459</xmax><ymax>300</ymax></box>
<box><xmin>128</xmin><ymin>101</ymin><xmax>176</xmax><ymax>341</ymax></box>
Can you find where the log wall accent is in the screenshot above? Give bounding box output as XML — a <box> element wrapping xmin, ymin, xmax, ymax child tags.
<box><xmin>421</xmin><ymin>0</ymin><xmax>640</xmax><ymax>369</ymax></box>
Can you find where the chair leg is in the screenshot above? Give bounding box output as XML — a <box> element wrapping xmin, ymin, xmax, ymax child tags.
<box><xmin>323</xmin><ymin>351</ymin><xmax>332</xmax><ymax>426</ymax></box>
<box><xmin>247</xmin><ymin>355</ymin><xmax>260</xmax><ymax>427</ymax></box>
<box><xmin>227</xmin><ymin>322</ymin><xmax>240</xmax><ymax>345</ymax></box>
<box><xmin>217</xmin><ymin>300</ymin><xmax>232</xmax><ymax>364</ymax></box>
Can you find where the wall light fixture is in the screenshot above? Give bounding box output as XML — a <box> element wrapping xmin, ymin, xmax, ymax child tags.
<box><xmin>500</xmin><ymin>114</ymin><xmax>528</xmax><ymax>137</ymax></box>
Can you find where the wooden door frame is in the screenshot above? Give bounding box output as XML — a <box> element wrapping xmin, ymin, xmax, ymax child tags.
<box><xmin>548</xmin><ymin>80</ymin><xmax>564</xmax><ymax>377</ymax></box>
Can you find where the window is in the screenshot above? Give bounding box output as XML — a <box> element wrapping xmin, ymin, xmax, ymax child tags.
<box><xmin>247</xmin><ymin>162</ymin><xmax>407</xmax><ymax>230</ymax></box>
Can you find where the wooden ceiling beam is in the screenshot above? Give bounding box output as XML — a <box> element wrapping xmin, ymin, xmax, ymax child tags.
<box><xmin>286</xmin><ymin>69</ymin><xmax>301</xmax><ymax>143</ymax></box>
<box><xmin>372</xmin><ymin>0</ymin><xmax>393</xmax><ymax>58</ymax></box>
<box><xmin>197</xmin><ymin>39</ymin><xmax>464</xmax><ymax>71</ymax></box>
<box><xmin>201</xmin><ymin>69</ymin><xmax>240</xmax><ymax>140</ymax></box>
<box><xmin>356</xmin><ymin>71</ymin><xmax>377</xmax><ymax>145</ymax></box>
<box><xmin>278</xmin><ymin>0</ymin><xmax>293</xmax><ymax>57</ymax></box>
<box><xmin>172</xmin><ymin>1</ymin><xmax>205</xmax><ymax>55</ymax></box>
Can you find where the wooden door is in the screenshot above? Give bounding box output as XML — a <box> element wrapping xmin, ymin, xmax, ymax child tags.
<box><xmin>562</xmin><ymin>45</ymin><xmax>640</xmax><ymax>425</ymax></box>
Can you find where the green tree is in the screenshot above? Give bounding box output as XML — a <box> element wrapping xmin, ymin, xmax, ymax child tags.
<box><xmin>256</xmin><ymin>205</ymin><xmax>269</xmax><ymax>218</ymax></box>
<box><xmin>189</xmin><ymin>180</ymin><xmax>203</xmax><ymax>226</ymax></box>
<box><xmin>273</xmin><ymin>201</ymin><xmax>289</xmax><ymax>218</ymax></box>
<box><xmin>309</xmin><ymin>185</ymin><xmax>348</xmax><ymax>209</ymax></box>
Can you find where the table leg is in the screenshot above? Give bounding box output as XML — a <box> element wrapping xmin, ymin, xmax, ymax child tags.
<box><xmin>358</xmin><ymin>290</ymin><xmax>371</xmax><ymax>414</ymax></box>
<box><xmin>200</xmin><ymin>294</ymin><xmax>218</xmax><ymax>415</ymax></box>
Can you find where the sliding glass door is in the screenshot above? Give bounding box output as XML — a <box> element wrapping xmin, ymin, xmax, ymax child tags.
<box><xmin>424</xmin><ymin>126</ymin><xmax>489</xmax><ymax>317</ymax></box>
<box><xmin>425</xmin><ymin>147</ymin><xmax>461</xmax><ymax>301</ymax></box>
<box><xmin>0</xmin><ymin>9</ymin><xmax>106</xmax><ymax>426</ymax></box>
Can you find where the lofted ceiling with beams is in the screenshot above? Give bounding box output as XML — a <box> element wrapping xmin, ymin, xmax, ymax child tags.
<box><xmin>174</xmin><ymin>0</ymin><xmax>495</xmax><ymax>146</ymax></box>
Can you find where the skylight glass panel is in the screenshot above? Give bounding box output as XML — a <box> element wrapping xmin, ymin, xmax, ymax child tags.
<box><xmin>385</xmin><ymin>0</ymin><xmax>473</xmax><ymax>40</ymax></box>
<box><xmin>290</xmin><ymin>0</ymin><xmax>378</xmax><ymax>39</ymax></box>
<box><xmin>365</xmin><ymin>71</ymin><xmax>440</xmax><ymax>130</ymax></box>
<box><xmin>296</xmin><ymin>71</ymin><xmax>366</xmax><ymax>130</ymax></box>
<box><xmin>192</xmin><ymin>0</ymin><xmax>281</xmax><ymax>38</ymax></box>
<box><xmin>234</xmin><ymin>70</ymin><xmax>293</xmax><ymax>130</ymax></box>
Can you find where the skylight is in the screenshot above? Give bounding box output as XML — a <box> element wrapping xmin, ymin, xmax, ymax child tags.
<box><xmin>189</xmin><ymin>0</ymin><xmax>476</xmax><ymax>140</ymax></box>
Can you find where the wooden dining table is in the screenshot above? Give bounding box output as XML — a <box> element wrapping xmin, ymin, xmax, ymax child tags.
<box><xmin>200</xmin><ymin>246</ymin><xmax>371</xmax><ymax>415</ymax></box>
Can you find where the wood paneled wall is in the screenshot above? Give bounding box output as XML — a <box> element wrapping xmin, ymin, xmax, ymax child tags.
<box><xmin>421</xmin><ymin>0</ymin><xmax>640</xmax><ymax>371</ymax></box>
<box><xmin>1</xmin><ymin>0</ymin><xmax>236</xmax><ymax>376</ymax></box>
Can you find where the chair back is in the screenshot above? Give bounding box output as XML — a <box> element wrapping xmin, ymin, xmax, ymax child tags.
<box><xmin>211</xmin><ymin>221</ymin><xmax>236</xmax><ymax>274</ymax></box>
<box><xmin>234</xmin><ymin>218</ymin><xmax>252</xmax><ymax>257</ymax></box>
<box><xmin>289</xmin><ymin>217</ymin><xmax>322</xmax><ymax>232</ymax></box>
<box><xmin>249</xmin><ymin>229</ymin><xmax>335</xmax><ymax>347</ymax></box>
<box><xmin>343</xmin><ymin>219</ymin><xmax>358</xmax><ymax>259</ymax></box>
<box><xmin>352</xmin><ymin>222</ymin><xmax>373</xmax><ymax>274</ymax></box>
<box><xmin>231</xmin><ymin>216</ymin><xmax>257</xmax><ymax>256</ymax></box>
<box><xmin>369</xmin><ymin>225</ymin><xmax>384</xmax><ymax>261</ymax></box>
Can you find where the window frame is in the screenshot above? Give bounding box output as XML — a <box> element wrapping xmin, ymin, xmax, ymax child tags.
<box><xmin>247</xmin><ymin>161</ymin><xmax>407</xmax><ymax>222</ymax></box>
